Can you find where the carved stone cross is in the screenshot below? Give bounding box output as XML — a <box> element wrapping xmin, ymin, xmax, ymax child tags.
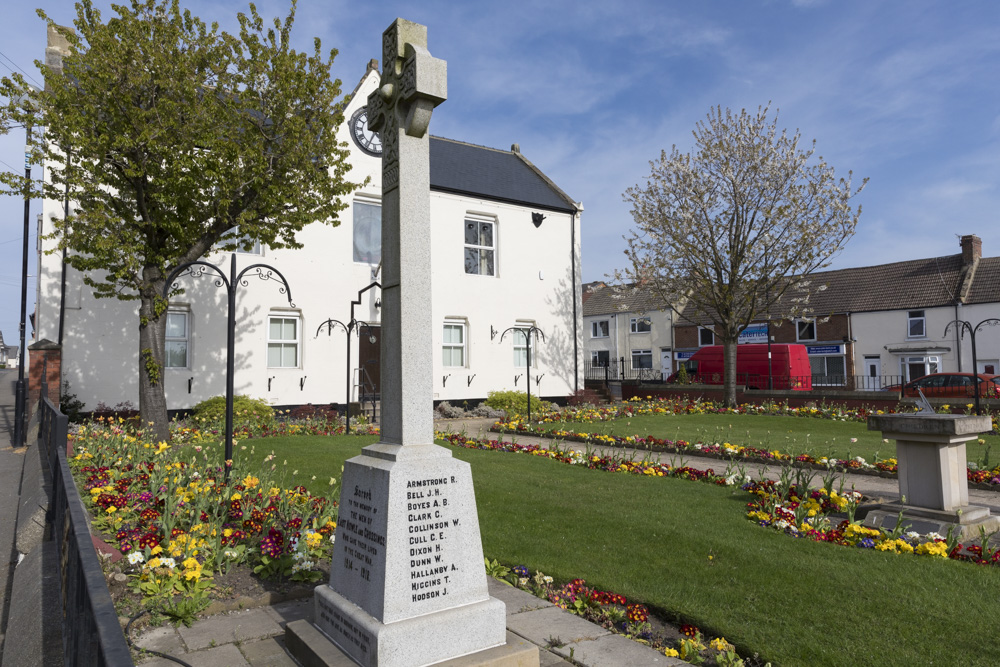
<box><xmin>367</xmin><ymin>19</ymin><xmax>447</xmax><ymax>193</ymax></box>
<box><xmin>365</xmin><ymin>19</ymin><xmax>446</xmax><ymax>447</ymax></box>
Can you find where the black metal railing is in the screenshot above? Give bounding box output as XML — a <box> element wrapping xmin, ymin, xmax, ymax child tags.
<box><xmin>38</xmin><ymin>396</ymin><xmax>134</xmax><ymax>666</ymax></box>
<box><xmin>584</xmin><ymin>358</ymin><xmax>667</xmax><ymax>384</ymax></box>
<box><xmin>584</xmin><ymin>363</ymin><xmax>971</xmax><ymax>399</ymax></box>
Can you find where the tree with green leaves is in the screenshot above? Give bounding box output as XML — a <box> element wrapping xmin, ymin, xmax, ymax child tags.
<box><xmin>622</xmin><ymin>105</ymin><xmax>866</xmax><ymax>406</ymax></box>
<box><xmin>0</xmin><ymin>0</ymin><xmax>357</xmax><ymax>439</ymax></box>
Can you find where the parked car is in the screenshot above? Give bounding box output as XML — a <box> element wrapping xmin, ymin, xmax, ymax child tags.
<box><xmin>883</xmin><ymin>373</ymin><xmax>1000</xmax><ymax>398</ymax></box>
<box><xmin>667</xmin><ymin>344</ymin><xmax>813</xmax><ymax>391</ymax></box>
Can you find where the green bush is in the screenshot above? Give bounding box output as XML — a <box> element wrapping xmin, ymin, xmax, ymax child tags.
<box><xmin>484</xmin><ymin>390</ymin><xmax>551</xmax><ymax>416</ymax></box>
<box><xmin>191</xmin><ymin>395</ymin><xmax>274</xmax><ymax>427</ymax></box>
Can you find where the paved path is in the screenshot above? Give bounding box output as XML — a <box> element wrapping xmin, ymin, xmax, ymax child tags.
<box><xmin>133</xmin><ymin>580</ymin><xmax>682</xmax><ymax>667</ymax></box>
<box><xmin>0</xmin><ymin>369</ymin><xmax>26</xmax><ymax>657</ymax></box>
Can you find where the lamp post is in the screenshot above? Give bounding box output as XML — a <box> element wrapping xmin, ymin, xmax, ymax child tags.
<box><xmin>13</xmin><ymin>84</ymin><xmax>41</xmax><ymax>447</ymax></box>
<box><xmin>164</xmin><ymin>254</ymin><xmax>293</xmax><ymax>482</ymax></box>
<box><xmin>499</xmin><ymin>325</ymin><xmax>545</xmax><ymax>422</ymax></box>
<box><xmin>944</xmin><ymin>318</ymin><xmax>1000</xmax><ymax>416</ymax></box>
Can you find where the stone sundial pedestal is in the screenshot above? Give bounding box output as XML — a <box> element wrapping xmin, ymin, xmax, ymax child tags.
<box><xmin>285</xmin><ymin>18</ymin><xmax>533</xmax><ymax>667</ymax></box>
<box><xmin>864</xmin><ymin>413</ymin><xmax>1000</xmax><ymax>540</ymax></box>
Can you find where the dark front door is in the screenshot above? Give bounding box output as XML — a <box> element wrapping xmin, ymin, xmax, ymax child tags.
<box><xmin>358</xmin><ymin>326</ymin><xmax>381</xmax><ymax>396</ymax></box>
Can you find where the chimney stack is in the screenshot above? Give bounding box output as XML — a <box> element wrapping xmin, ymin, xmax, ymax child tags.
<box><xmin>960</xmin><ymin>234</ymin><xmax>982</xmax><ymax>266</ymax></box>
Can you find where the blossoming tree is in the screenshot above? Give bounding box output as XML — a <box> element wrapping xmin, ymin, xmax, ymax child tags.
<box><xmin>622</xmin><ymin>105</ymin><xmax>866</xmax><ymax>406</ymax></box>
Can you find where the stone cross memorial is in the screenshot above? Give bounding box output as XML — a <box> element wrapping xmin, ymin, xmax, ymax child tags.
<box><xmin>287</xmin><ymin>19</ymin><xmax>519</xmax><ymax>667</ymax></box>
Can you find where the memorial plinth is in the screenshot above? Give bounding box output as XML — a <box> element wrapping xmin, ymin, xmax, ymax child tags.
<box><xmin>865</xmin><ymin>413</ymin><xmax>1000</xmax><ymax>539</ymax></box>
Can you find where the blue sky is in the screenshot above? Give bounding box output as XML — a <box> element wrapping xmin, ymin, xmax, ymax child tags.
<box><xmin>2</xmin><ymin>0</ymin><xmax>999</xmax><ymax>345</ymax></box>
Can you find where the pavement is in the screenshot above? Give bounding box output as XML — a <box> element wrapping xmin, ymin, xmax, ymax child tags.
<box><xmin>0</xmin><ymin>369</ymin><xmax>27</xmax><ymax>657</ymax></box>
<box><xmin>132</xmin><ymin>577</ymin><xmax>684</xmax><ymax>666</ymax></box>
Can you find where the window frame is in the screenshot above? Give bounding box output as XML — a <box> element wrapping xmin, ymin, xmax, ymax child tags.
<box><xmin>591</xmin><ymin>350</ymin><xmax>610</xmax><ymax>367</ymax></box>
<box><xmin>630</xmin><ymin>316</ymin><xmax>651</xmax><ymax>334</ymax></box>
<box><xmin>353</xmin><ymin>198</ymin><xmax>382</xmax><ymax>265</ymax></box>
<box><xmin>796</xmin><ymin>319</ymin><xmax>817</xmax><ymax>342</ymax></box>
<box><xmin>463</xmin><ymin>217</ymin><xmax>497</xmax><ymax>277</ymax></box>
<box><xmin>631</xmin><ymin>349</ymin><xmax>653</xmax><ymax>369</ymax></box>
<box><xmin>267</xmin><ymin>314</ymin><xmax>301</xmax><ymax>369</ymax></box>
<box><xmin>164</xmin><ymin>309</ymin><xmax>190</xmax><ymax>369</ymax></box>
<box><xmin>907</xmin><ymin>310</ymin><xmax>926</xmax><ymax>339</ymax></box>
<box><xmin>591</xmin><ymin>320</ymin><xmax>610</xmax><ymax>338</ymax></box>
<box><xmin>809</xmin><ymin>354</ymin><xmax>847</xmax><ymax>387</ymax></box>
<box><xmin>512</xmin><ymin>322</ymin><xmax>536</xmax><ymax>368</ymax></box>
<box><xmin>442</xmin><ymin>319</ymin><xmax>467</xmax><ymax>368</ymax></box>
<box><xmin>902</xmin><ymin>355</ymin><xmax>940</xmax><ymax>382</ymax></box>
<box><xmin>698</xmin><ymin>327</ymin><xmax>715</xmax><ymax>346</ymax></box>
<box><xmin>220</xmin><ymin>226</ymin><xmax>263</xmax><ymax>255</ymax></box>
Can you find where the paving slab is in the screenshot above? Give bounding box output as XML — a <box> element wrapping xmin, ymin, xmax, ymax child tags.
<box><xmin>553</xmin><ymin>632</ymin><xmax>685</xmax><ymax>666</ymax></box>
<box><xmin>504</xmin><ymin>605</ymin><xmax>610</xmax><ymax>648</ymax></box>
<box><xmin>264</xmin><ymin>598</ymin><xmax>313</xmax><ymax>629</ymax></box>
<box><xmin>177</xmin><ymin>607</ymin><xmax>282</xmax><ymax>651</ymax></box>
<box><xmin>487</xmin><ymin>578</ymin><xmax>554</xmax><ymax>616</ymax></box>
<box><xmin>239</xmin><ymin>636</ymin><xmax>298</xmax><ymax>666</ymax></box>
<box><xmin>538</xmin><ymin>647</ymin><xmax>569</xmax><ymax>667</ymax></box>
<box><xmin>133</xmin><ymin>624</ymin><xmax>186</xmax><ymax>659</ymax></box>
<box><xmin>143</xmin><ymin>643</ymin><xmax>251</xmax><ymax>667</ymax></box>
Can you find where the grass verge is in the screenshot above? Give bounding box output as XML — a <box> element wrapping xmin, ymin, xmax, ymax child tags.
<box><xmin>244</xmin><ymin>433</ymin><xmax>1000</xmax><ymax>666</ymax></box>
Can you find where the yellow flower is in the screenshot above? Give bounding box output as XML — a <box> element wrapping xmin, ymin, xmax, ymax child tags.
<box><xmin>150</xmin><ymin>545</ymin><xmax>163</xmax><ymax>555</ymax></box>
<box><xmin>106</xmin><ymin>506</ymin><xmax>117</xmax><ymax>514</ymax></box>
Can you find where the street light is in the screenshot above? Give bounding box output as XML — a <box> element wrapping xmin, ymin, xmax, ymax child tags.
<box><xmin>13</xmin><ymin>83</ymin><xmax>41</xmax><ymax>447</ymax></box>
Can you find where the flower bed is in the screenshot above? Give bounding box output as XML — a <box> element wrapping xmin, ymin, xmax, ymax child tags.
<box><xmin>70</xmin><ymin>418</ymin><xmax>345</xmax><ymax>624</ymax></box>
<box><xmin>498</xmin><ymin>396</ymin><xmax>1000</xmax><ymax>433</ymax></box>
<box><xmin>490</xmin><ymin>401</ymin><xmax>1000</xmax><ymax>488</ymax></box>
<box><xmin>485</xmin><ymin>561</ymin><xmax>751</xmax><ymax>666</ymax></box>
<box><xmin>744</xmin><ymin>479</ymin><xmax>1000</xmax><ymax>566</ymax></box>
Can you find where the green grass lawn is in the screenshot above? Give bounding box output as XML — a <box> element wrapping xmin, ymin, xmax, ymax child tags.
<box><xmin>535</xmin><ymin>412</ymin><xmax>1000</xmax><ymax>465</ymax></box>
<box><xmin>234</xmin><ymin>433</ymin><xmax>1000</xmax><ymax>667</ymax></box>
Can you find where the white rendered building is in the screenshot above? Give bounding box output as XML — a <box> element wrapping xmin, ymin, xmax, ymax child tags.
<box><xmin>33</xmin><ymin>63</ymin><xmax>584</xmax><ymax>413</ymax></box>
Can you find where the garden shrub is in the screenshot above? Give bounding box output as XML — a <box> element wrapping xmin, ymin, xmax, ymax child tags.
<box><xmin>472</xmin><ymin>404</ymin><xmax>506</xmax><ymax>419</ymax></box>
<box><xmin>484</xmin><ymin>390</ymin><xmax>551</xmax><ymax>416</ymax></box>
<box><xmin>567</xmin><ymin>388</ymin><xmax>603</xmax><ymax>406</ymax></box>
<box><xmin>60</xmin><ymin>382</ymin><xmax>87</xmax><ymax>423</ymax></box>
<box><xmin>436</xmin><ymin>401</ymin><xmax>467</xmax><ymax>419</ymax></box>
<box><xmin>191</xmin><ymin>395</ymin><xmax>274</xmax><ymax>427</ymax></box>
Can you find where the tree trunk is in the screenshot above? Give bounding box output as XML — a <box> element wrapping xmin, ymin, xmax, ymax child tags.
<box><xmin>722</xmin><ymin>336</ymin><xmax>738</xmax><ymax>407</ymax></box>
<box><xmin>138</xmin><ymin>270</ymin><xmax>170</xmax><ymax>442</ymax></box>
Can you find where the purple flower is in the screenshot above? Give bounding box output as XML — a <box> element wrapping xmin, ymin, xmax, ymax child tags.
<box><xmin>859</xmin><ymin>538</ymin><xmax>875</xmax><ymax>549</ymax></box>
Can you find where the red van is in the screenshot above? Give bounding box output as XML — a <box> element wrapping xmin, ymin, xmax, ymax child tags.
<box><xmin>669</xmin><ymin>344</ymin><xmax>813</xmax><ymax>390</ymax></box>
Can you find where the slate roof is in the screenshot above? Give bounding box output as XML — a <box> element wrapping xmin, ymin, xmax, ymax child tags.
<box><xmin>429</xmin><ymin>137</ymin><xmax>578</xmax><ymax>214</ymax></box>
<box><xmin>776</xmin><ymin>253</ymin><xmax>968</xmax><ymax>314</ymax></box>
<box><xmin>676</xmin><ymin>251</ymin><xmax>1000</xmax><ymax>327</ymax></box>
<box><xmin>347</xmin><ymin>64</ymin><xmax>579</xmax><ymax>215</ymax></box>
<box><xmin>583</xmin><ymin>283</ymin><xmax>669</xmax><ymax>316</ymax></box>
<box><xmin>966</xmin><ymin>256</ymin><xmax>1000</xmax><ymax>305</ymax></box>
